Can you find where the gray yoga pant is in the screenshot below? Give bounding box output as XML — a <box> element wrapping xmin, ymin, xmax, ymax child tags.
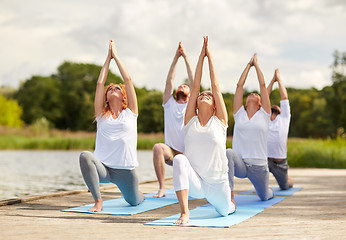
<box><xmin>268</xmin><ymin>159</ymin><xmax>290</xmax><ymax>190</ymax></box>
<box><xmin>79</xmin><ymin>151</ymin><xmax>144</xmax><ymax>206</ymax></box>
<box><xmin>226</xmin><ymin>149</ymin><xmax>274</xmax><ymax>201</ymax></box>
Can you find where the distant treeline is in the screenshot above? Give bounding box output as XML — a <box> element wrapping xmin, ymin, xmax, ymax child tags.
<box><xmin>0</xmin><ymin>51</ymin><xmax>345</xmax><ymax>138</ymax></box>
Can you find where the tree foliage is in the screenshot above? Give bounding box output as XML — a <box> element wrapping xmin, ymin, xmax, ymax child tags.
<box><xmin>0</xmin><ymin>94</ymin><xmax>24</xmax><ymax>128</ymax></box>
<box><xmin>9</xmin><ymin>51</ymin><xmax>346</xmax><ymax>138</ymax></box>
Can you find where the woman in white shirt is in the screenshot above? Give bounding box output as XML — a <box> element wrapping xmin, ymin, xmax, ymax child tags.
<box><xmin>173</xmin><ymin>36</ymin><xmax>236</xmax><ymax>225</ymax></box>
<box><xmin>226</xmin><ymin>54</ymin><xmax>274</xmax><ymax>201</ymax></box>
<box><xmin>79</xmin><ymin>40</ymin><xmax>144</xmax><ymax>212</ymax></box>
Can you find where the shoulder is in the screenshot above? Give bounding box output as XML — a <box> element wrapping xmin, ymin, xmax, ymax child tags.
<box><xmin>123</xmin><ymin>108</ymin><xmax>138</xmax><ymax>118</ymax></box>
<box><xmin>233</xmin><ymin>106</ymin><xmax>245</xmax><ymax>118</ymax></box>
<box><xmin>163</xmin><ymin>96</ymin><xmax>175</xmax><ymax>108</ymax></box>
<box><xmin>213</xmin><ymin>116</ymin><xmax>228</xmax><ymax>129</ymax></box>
<box><xmin>259</xmin><ymin>107</ymin><xmax>271</xmax><ymax>119</ymax></box>
<box><xmin>184</xmin><ymin>115</ymin><xmax>197</xmax><ymax>129</ymax></box>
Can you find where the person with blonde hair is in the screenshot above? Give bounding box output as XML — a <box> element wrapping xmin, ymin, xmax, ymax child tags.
<box><xmin>226</xmin><ymin>53</ymin><xmax>274</xmax><ymax>201</ymax></box>
<box><xmin>173</xmin><ymin>37</ymin><xmax>236</xmax><ymax>225</ymax></box>
<box><xmin>79</xmin><ymin>40</ymin><xmax>144</xmax><ymax>212</ymax></box>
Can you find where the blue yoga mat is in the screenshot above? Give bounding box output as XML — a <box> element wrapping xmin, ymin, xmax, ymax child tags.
<box><xmin>62</xmin><ymin>189</ymin><xmax>194</xmax><ymax>215</ymax></box>
<box><xmin>201</xmin><ymin>195</ymin><xmax>286</xmax><ymax>209</ymax></box>
<box><xmin>144</xmin><ymin>188</ymin><xmax>195</xmax><ymax>200</ymax></box>
<box><xmin>239</xmin><ymin>186</ymin><xmax>303</xmax><ymax>196</ymax></box>
<box><xmin>145</xmin><ymin>195</ymin><xmax>285</xmax><ymax>227</ymax></box>
<box><xmin>145</xmin><ymin>206</ymin><xmax>263</xmax><ymax>228</ymax></box>
<box><xmin>62</xmin><ymin>194</ymin><xmax>178</xmax><ymax>215</ymax></box>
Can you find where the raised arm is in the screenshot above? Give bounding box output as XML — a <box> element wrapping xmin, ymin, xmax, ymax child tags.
<box><xmin>205</xmin><ymin>37</ymin><xmax>228</xmax><ymax>125</ymax></box>
<box><xmin>184</xmin><ymin>37</ymin><xmax>206</xmax><ymax>125</ymax></box>
<box><xmin>95</xmin><ymin>41</ymin><xmax>112</xmax><ymax>118</ymax></box>
<box><xmin>252</xmin><ymin>54</ymin><xmax>271</xmax><ymax>114</ymax></box>
<box><xmin>180</xmin><ymin>42</ymin><xmax>194</xmax><ymax>89</ymax></box>
<box><xmin>111</xmin><ymin>40</ymin><xmax>138</xmax><ymax>115</ymax></box>
<box><xmin>267</xmin><ymin>71</ymin><xmax>276</xmax><ymax>96</ymax></box>
<box><xmin>233</xmin><ymin>56</ymin><xmax>253</xmax><ymax>114</ymax></box>
<box><xmin>275</xmin><ymin>69</ymin><xmax>288</xmax><ymax>100</ymax></box>
<box><xmin>163</xmin><ymin>43</ymin><xmax>181</xmax><ymax>104</ymax></box>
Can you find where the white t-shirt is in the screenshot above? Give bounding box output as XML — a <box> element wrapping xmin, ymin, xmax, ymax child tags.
<box><xmin>184</xmin><ymin>116</ymin><xmax>229</xmax><ymax>184</ymax></box>
<box><xmin>232</xmin><ymin>106</ymin><xmax>270</xmax><ymax>164</ymax></box>
<box><xmin>267</xmin><ymin>100</ymin><xmax>291</xmax><ymax>159</ymax></box>
<box><xmin>94</xmin><ymin>108</ymin><xmax>138</xmax><ymax>170</ymax></box>
<box><xmin>163</xmin><ymin>96</ymin><xmax>187</xmax><ymax>153</ymax></box>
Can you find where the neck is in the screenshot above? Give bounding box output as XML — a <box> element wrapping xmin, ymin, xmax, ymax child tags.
<box><xmin>197</xmin><ymin>106</ymin><xmax>214</xmax><ymax>126</ymax></box>
<box><xmin>246</xmin><ymin>104</ymin><xmax>260</xmax><ymax>119</ymax></box>
<box><xmin>108</xmin><ymin>101</ymin><xmax>123</xmax><ymax>118</ymax></box>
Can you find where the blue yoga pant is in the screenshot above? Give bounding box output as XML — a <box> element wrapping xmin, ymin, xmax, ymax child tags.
<box><xmin>79</xmin><ymin>151</ymin><xmax>144</xmax><ymax>206</ymax></box>
<box><xmin>226</xmin><ymin>149</ymin><xmax>274</xmax><ymax>201</ymax></box>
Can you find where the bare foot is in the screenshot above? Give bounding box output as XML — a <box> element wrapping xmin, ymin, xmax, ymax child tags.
<box><xmin>153</xmin><ymin>189</ymin><xmax>166</xmax><ymax>198</ymax></box>
<box><xmin>288</xmin><ymin>177</ymin><xmax>294</xmax><ymax>188</ymax></box>
<box><xmin>139</xmin><ymin>190</ymin><xmax>146</xmax><ymax>201</ymax></box>
<box><xmin>173</xmin><ymin>212</ymin><xmax>190</xmax><ymax>225</ymax></box>
<box><xmin>88</xmin><ymin>199</ymin><xmax>103</xmax><ymax>212</ymax></box>
<box><xmin>231</xmin><ymin>191</ymin><xmax>236</xmax><ymax>210</ymax></box>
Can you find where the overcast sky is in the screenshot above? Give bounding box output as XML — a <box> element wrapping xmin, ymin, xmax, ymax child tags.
<box><xmin>1</xmin><ymin>0</ymin><xmax>345</xmax><ymax>93</ymax></box>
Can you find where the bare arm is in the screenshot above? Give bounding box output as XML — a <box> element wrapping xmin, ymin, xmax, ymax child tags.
<box><xmin>267</xmin><ymin>71</ymin><xmax>276</xmax><ymax>96</ymax></box>
<box><xmin>205</xmin><ymin>37</ymin><xmax>228</xmax><ymax>125</ymax></box>
<box><xmin>163</xmin><ymin>43</ymin><xmax>181</xmax><ymax>104</ymax></box>
<box><xmin>180</xmin><ymin>42</ymin><xmax>194</xmax><ymax>89</ymax></box>
<box><xmin>233</xmin><ymin>57</ymin><xmax>253</xmax><ymax>114</ymax></box>
<box><xmin>253</xmin><ymin>54</ymin><xmax>271</xmax><ymax>114</ymax></box>
<box><xmin>95</xmin><ymin>41</ymin><xmax>112</xmax><ymax>117</ymax></box>
<box><xmin>111</xmin><ymin>41</ymin><xmax>138</xmax><ymax>115</ymax></box>
<box><xmin>275</xmin><ymin>69</ymin><xmax>288</xmax><ymax>100</ymax></box>
<box><xmin>184</xmin><ymin>38</ymin><xmax>207</xmax><ymax>125</ymax></box>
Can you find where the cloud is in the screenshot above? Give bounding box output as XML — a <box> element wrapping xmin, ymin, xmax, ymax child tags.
<box><xmin>0</xmin><ymin>0</ymin><xmax>345</xmax><ymax>92</ymax></box>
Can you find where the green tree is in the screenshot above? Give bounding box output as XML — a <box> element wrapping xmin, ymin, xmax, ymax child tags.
<box><xmin>15</xmin><ymin>76</ymin><xmax>61</xmax><ymax>127</ymax></box>
<box><xmin>326</xmin><ymin>50</ymin><xmax>346</xmax><ymax>136</ymax></box>
<box><xmin>138</xmin><ymin>91</ymin><xmax>164</xmax><ymax>133</ymax></box>
<box><xmin>222</xmin><ymin>92</ymin><xmax>234</xmax><ymax>136</ymax></box>
<box><xmin>0</xmin><ymin>94</ymin><xmax>24</xmax><ymax>127</ymax></box>
<box><xmin>56</xmin><ymin>61</ymin><xmax>122</xmax><ymax>131</ymax></box>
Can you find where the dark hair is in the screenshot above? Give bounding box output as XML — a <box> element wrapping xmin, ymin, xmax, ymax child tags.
<box><xmin>271</xmin><ymin>105</ymin><xmax>281</xmax><ymax>115</ymax></box>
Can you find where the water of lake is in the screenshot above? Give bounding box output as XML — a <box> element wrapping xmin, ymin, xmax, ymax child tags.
<box><xmin>0</xmin><ymin>150</ymin><xmax>172</xmax><ymax>201</ymax></box>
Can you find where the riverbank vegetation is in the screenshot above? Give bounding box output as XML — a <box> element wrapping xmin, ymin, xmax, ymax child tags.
<box><xmin>0</xmin><ymin>126</ymin><xmax>345</xmax><ymax>169</ymax></box>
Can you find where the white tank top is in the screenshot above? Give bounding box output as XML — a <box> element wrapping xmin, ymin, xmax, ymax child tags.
<box><xmin>184</xmin><ymin>116</ymin><xmax>229</xmax><ymax>184</ymax></box>
<box><xmin>94</xmin><ymin>108</ymin><xmax>138</xmax><ymax>169</ymax></box>
<box><xmin>163</xmin><ymin>96</ymin><xmax>187</xmax><ymax>153</ymax></box>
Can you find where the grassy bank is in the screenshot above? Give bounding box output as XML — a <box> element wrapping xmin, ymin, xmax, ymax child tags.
<box><xmin>0</xmin><ymin>127</ymin><xmax>345</xmax><ymax>168</ymax></box>
<box><xmin>287</xmin><ymin>137</ymin><xmax>346</xmax><ymax>169</ymax></box>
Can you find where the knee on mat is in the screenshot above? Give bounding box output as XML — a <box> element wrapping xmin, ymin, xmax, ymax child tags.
<box><xmin>258</xmin><ymin>191</ymin><xmax>274</xmax><ymax>201</ymax></box>
<box><xmin>127</xmin><ymin>198</ymin><xmax>143</xmax><ymax>206</ymax></box>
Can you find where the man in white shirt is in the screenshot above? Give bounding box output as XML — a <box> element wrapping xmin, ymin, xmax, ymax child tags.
<box><xmin>152</xmin><ymin>42</ymin><xmax>194</xmax><ymax>198</ymax></box>
<box><xmin>267</xmin><ymin>69</ymin><xmax>293</xmax><ymax>190</ymax></box>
